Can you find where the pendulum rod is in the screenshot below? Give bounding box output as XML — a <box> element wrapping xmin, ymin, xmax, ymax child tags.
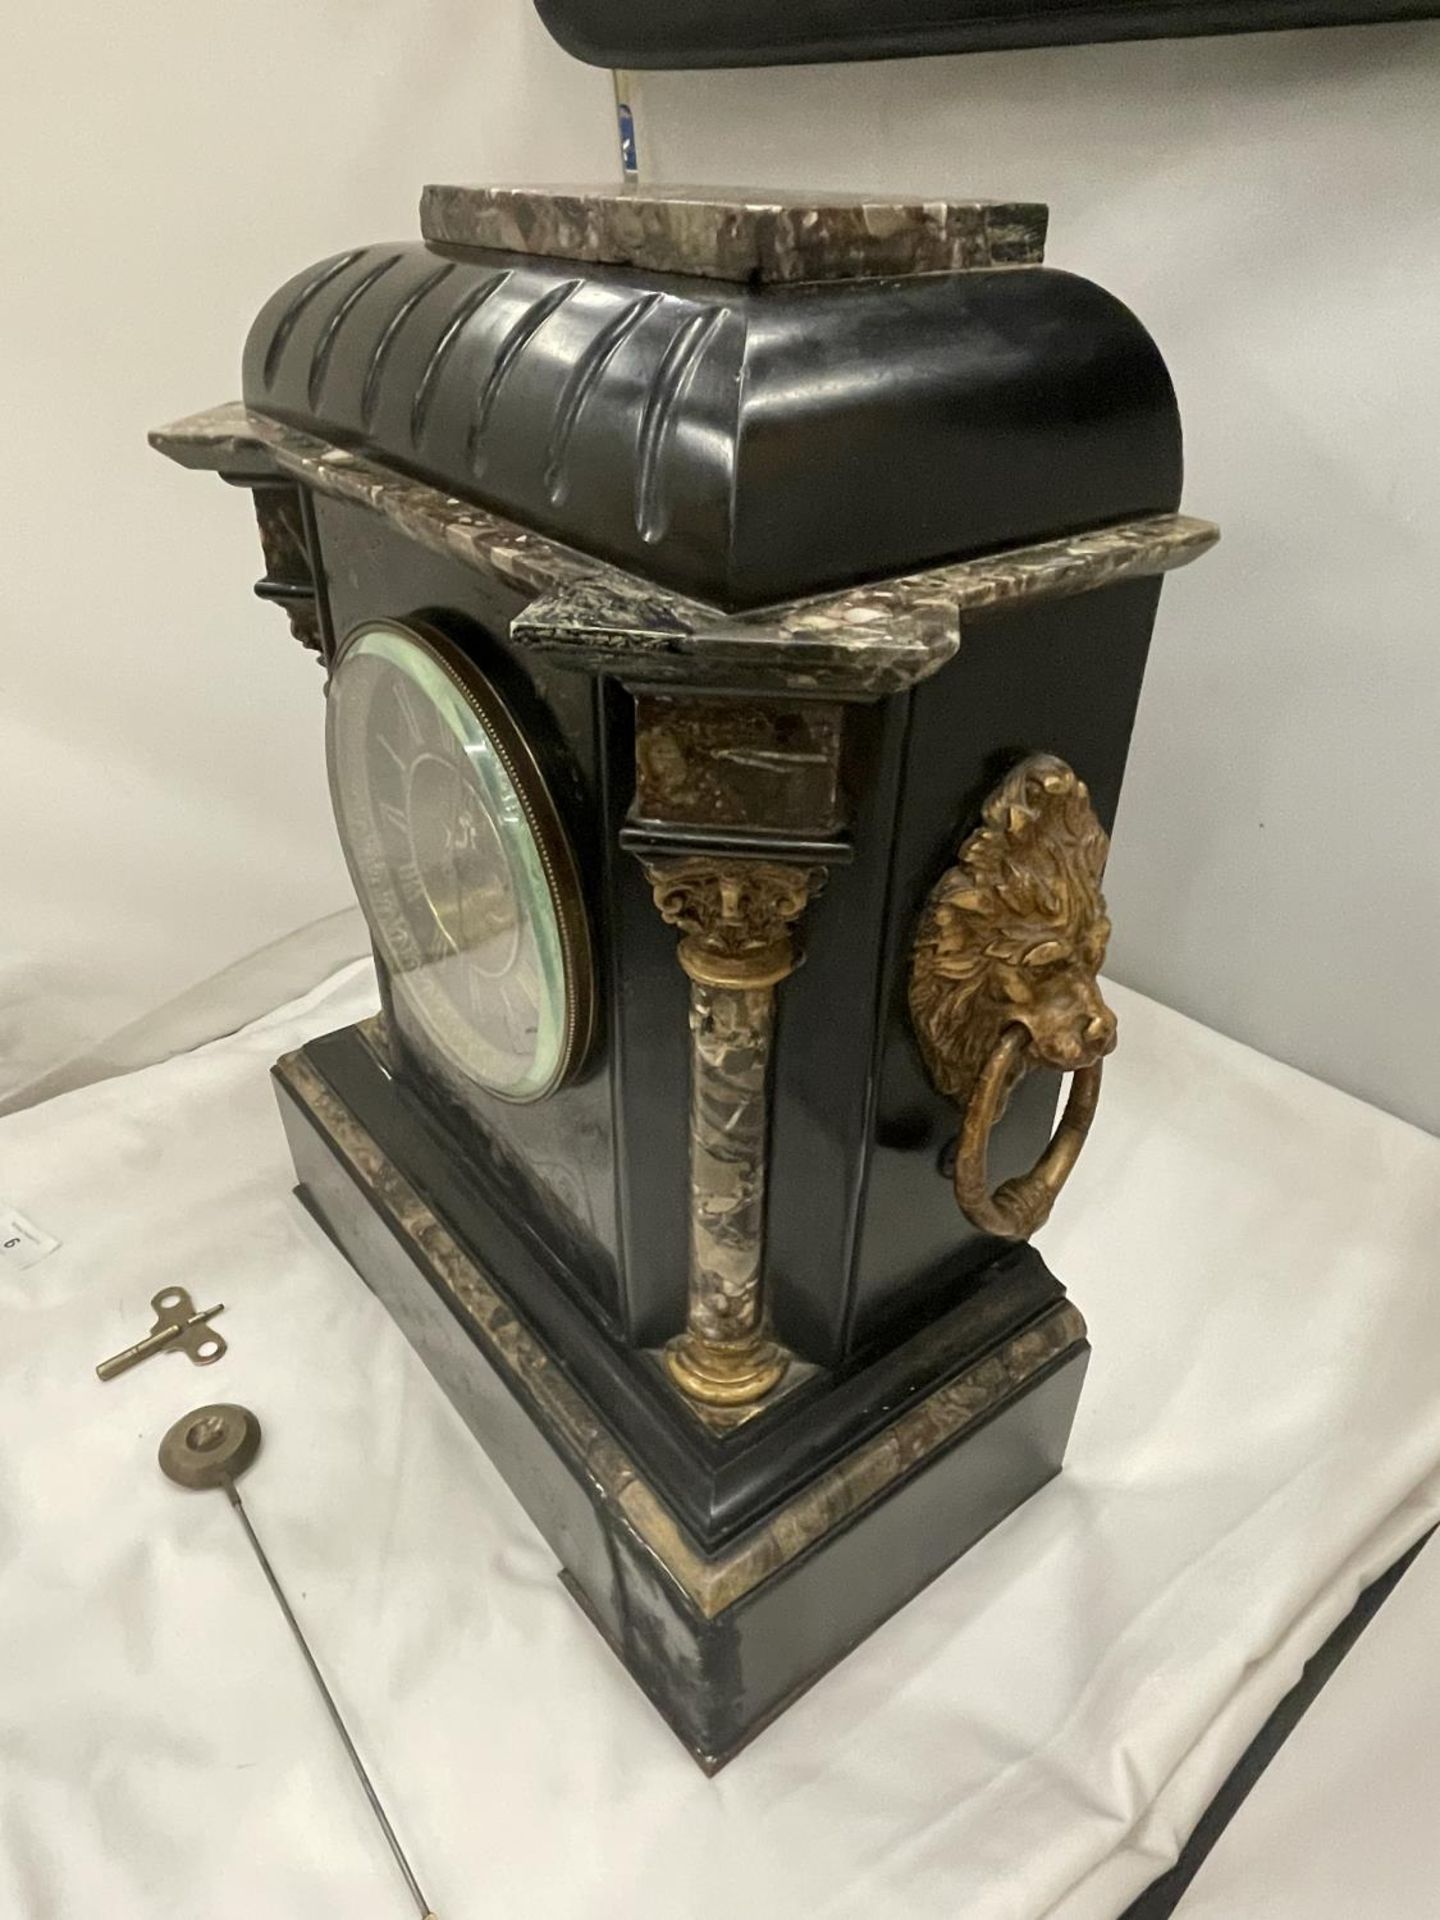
<box><xmin>157</xmin><ymin>1404</ymin><xmax>437</xmax><ymax>1920</ymax></box>
<box><xmin>223</xmin><ymin>1477</ymin><xmax>436</xmax><ymax>1920</ymax></box>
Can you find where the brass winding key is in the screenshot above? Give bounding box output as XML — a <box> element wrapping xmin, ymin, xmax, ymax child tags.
<box><xmin>96</xmin><ymin>1288</ymin><xmax>226</xmax><ymax>1382</ymax></box>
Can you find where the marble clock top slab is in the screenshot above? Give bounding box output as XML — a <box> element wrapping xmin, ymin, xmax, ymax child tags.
<box><xmin>418</xmin><ymin>184</ymin><xmax>1048</xmax><ymax>284</ymax></box>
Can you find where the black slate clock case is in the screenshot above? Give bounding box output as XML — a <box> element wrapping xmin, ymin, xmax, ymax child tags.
<box><xmin>155</xmin><ymin>191</ymin><xmax>1214</xmax><ymax>1764</ymax></box>
<box><xmin>239</xmin><ymin>229</ymin><xmax>1179</xmax><ymax>1364</ymax></box>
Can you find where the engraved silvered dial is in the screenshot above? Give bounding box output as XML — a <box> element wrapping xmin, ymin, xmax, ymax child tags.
<box><xmin>326</xmin><ymin>619</ymin><xmax>592</xmax><ymax>1101</ymax></box>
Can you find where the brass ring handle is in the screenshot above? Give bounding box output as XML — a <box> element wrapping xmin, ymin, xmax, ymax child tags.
<box><xmin>953</xmin><ymin>1026</ymin><xmax>1104</xmax><ymax>1240</ymax></box>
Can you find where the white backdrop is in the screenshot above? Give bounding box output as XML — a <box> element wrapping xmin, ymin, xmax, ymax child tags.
<box><xmin>0</xmin><ymin>1</ymin><xmax>615</xmax><ymax>1111</ymax></box>
<box><xmin>629</xmin><ymin>24</ymin><xmax>1440</xmax><ymax>1136</ymax></box>
<box><xmin>5</xmin><ymin>8</ymin><xmax>1439</xmax><ymax>1138</ymax></box>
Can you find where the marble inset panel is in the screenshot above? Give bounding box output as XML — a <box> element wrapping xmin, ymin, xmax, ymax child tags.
<box><xmin>151</xmin><ymin>403</ymin><xmax>1217</xmax><ymax>696</ymax></box>
<box><xmin>633</xmin><ymin>696</ymin><xmax>845</xmax><ymax>832</ymax></box>
<box><xmin>419</xmin><ymin>185</ymin><xmax>1048</xmax><ymax>285</ymax></box>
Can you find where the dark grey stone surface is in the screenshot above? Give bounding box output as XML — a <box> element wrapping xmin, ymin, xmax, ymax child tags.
<box><xmin>151</xmin><ymin>403</ymin><xmax>1217</xmax><ymax>697</ymax></box>
<box><xmin>419</xmin><ymin>184</ymin><xmax>1048</xmax><ymax>284</ymax></box>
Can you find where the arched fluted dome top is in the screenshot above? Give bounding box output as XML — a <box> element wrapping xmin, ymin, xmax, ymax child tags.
<box><xmin>242</xmin><ymin>235</ymin><xmax>1181</xmax><ymax>609</ymax></box>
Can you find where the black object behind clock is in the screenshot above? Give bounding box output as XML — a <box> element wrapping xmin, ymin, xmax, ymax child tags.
<box><xmin>537</xmin><ymin>0</ymin><xmax>1438</xmax><ymax>66</ymax></box>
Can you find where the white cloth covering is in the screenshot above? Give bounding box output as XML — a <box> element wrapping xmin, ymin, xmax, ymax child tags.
<box><xmin>1177</xmin><ymin>1500</ymin><xmax>1440</xmax><ymax>1917</ymax></box>
<box><xmin>2</xmin><ymin>964</ymin><xmax>1438</xmax><ymax>1920</ymax></box>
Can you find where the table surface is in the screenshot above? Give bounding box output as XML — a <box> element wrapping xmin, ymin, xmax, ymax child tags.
<box><xmin>3</xmin><ymin>962</ymin><xmax>1438</xmax><ymax>1920</ymax></box>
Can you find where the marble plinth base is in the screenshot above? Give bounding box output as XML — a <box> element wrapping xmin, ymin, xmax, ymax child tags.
<box><xmin>274</xmin><ymin>1038</ymin><xmax>1089</xmax><ymax>1768</ymax></box>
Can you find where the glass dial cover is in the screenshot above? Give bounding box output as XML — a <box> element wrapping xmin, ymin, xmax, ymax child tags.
<box><xmin>326</xmin><ymin>620</ymin><xmax>591</xmax><ymax>1102</ymax></box>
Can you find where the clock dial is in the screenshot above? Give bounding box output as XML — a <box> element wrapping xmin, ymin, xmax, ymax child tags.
<box><xmin>326</xmin><ymin>619</ymin><xmax>592</xmax><ymax>1101</ymax></box>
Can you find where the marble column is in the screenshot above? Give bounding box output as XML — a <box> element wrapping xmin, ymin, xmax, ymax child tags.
<box><xmin>643</xmin><ymin>856</ymin><xmax>823</xmax><ymax>1407</ymax></box>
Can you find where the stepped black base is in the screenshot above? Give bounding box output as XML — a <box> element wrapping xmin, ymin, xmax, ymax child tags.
<box><xmin>273</xmin><ymin>1030</ymin><xmax>1090</xmax><ymax>1769</ymax></box>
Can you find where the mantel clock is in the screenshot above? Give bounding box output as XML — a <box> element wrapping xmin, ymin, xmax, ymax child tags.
<box><xmin>154</xmin><ymin>185</ymin><xmax>1215</xmax><ymax>1768</ymax></box>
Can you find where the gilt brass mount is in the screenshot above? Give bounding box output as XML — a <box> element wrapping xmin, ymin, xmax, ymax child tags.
<box><xmin>910</xmin><ymin>754</ymin><xmax>1117</xmax><ymax>1239</ymax></box>
<box><xmin>647</xmin><ymin>856</ymin><xmax>820</xmax><ymax>991</ymax></box>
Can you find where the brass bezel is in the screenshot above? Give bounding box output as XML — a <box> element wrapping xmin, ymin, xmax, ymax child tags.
<box><xmin>327</xmin><ymin>614</ymin><xmax>596</xmax><ymax>1104</ymax></box>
